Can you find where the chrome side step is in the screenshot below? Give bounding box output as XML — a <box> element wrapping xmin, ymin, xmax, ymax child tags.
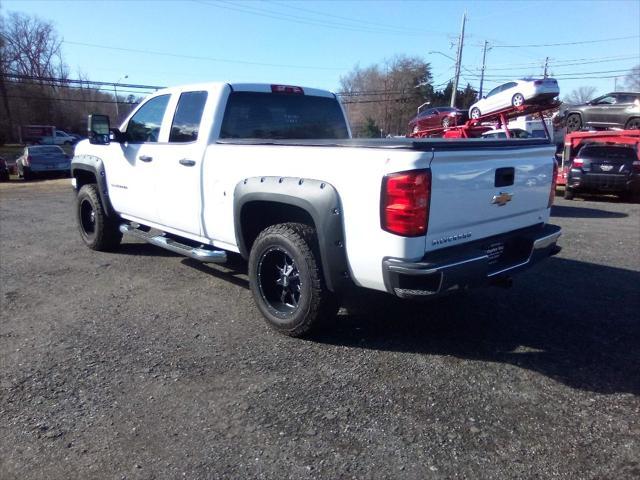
<box><xmin>119</xmin><ymin>224</ymin><xmax>227</xmax><ymax>263</ymax></box>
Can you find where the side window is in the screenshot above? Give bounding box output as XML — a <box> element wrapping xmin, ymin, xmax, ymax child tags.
<box><xmin>169</xmin><ymin>91</ymin><xmax>208</xmax><ymax>143</ymax></box>
<box><xmin>126</xmin><ymin>95</ymin><xmax>170</xmax><ymax>143</ymax></box>
<box><xmin>487</xmin><ymin>86</ymin><xmax>501</xmax><ymax>97</ymax></box>
<box><xmin>594</xmin><ymin>95</ymin><xmax>615</xmax><ymax>105</ymax></box>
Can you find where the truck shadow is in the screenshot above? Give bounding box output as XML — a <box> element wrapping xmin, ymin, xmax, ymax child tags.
<box><xmin>312</xmin><ymin>257</ymin><xmax>640</xmax><ymax>395</ymax></box>
<box><xmin>551</xmin><ymin>205</ymin><xmax>628</xmax><ymax>219</ymax></box>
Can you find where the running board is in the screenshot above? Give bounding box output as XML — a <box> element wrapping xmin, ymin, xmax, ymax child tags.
<box><xmin>119</xmin><ymin>224</ymin><xmax>227</xmax><ymax>263</ymax></box>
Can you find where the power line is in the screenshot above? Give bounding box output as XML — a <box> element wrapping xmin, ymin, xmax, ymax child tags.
<box><xmin>62</xmin><ymin>40</ymin><xmax>346</xmax><ymax>71</ymax></box>
<box><xmin>492</xmin><ymin>35</ymin><xmax>640</xmax><ymax>48</ymax></box>
<box><xmin>194</xmin><ymin>0</ymin><xmax>441</xmax><ymax>37</ymax></box>
<box><xmin>0</xmin><ymin>72</ymin><xmax>163</xmax><ymax>90</ymax></box>
<box><xmin>3</xmin><ymin>94</ymin><xmax>138</xmax><ymax>105</ymax></box>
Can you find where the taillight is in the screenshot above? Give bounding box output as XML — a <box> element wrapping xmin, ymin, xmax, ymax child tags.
<box><xmin>549</xmin><ymin>159</ymin><xmax>558</xmax><ymax>208</ymax></box>
<box><xmin>25</xmin><ymin>155</ymin><xmax>32</xmax><ymax>166</ymax></box>
<box><xmin>381</xmin><ymin>170</ymin><xmax>431</xmax><ymax>237</ymax></box>
<box><xmin>271</xmin><ymin>85</ymin><xmax>304</xmax><ymax>94</ymax></box>
<box><xmin>572</xmin><ymin>158</ymin><xmax>584</xmax><ymax>168</ymax></box>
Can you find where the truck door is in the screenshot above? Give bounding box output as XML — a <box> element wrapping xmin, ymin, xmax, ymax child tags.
<box><xmin>103</xmin><ymin>93</ymin><xmax>171</xmax><ymax>221</ymax></box>
<box><xmin>145</xmin><ymin>90</ymin><xmax>209</xmax><ymax>236</ymax></box>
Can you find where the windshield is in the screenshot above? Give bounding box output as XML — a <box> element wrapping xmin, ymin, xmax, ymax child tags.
<box><xmin>220</xmin><ymin>92</ymin><xmax>349</xmax><ymax>139</ymax></box>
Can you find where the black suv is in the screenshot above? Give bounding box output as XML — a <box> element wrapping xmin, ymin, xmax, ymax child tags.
<box><xmin>560</xmin><ymin>92</ymin><xmax>640</xmax><ymax>132</ymax></box>
<box><xmin>565</xmin><ymin>143</ymin><xmax>640</xmax><ymax>200</ymax></box>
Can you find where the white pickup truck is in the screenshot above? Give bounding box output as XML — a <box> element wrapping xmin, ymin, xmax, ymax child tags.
<box><xmin>71</xmin><ymin>82</ymin><xmax>561</xmax><ymax>337</ymax></box>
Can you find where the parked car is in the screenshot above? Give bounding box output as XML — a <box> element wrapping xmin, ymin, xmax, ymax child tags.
<box><xmin>481</xmin><ymin>128</ymin><xmax>532</xmax><ymax>139</ymax></box>
<box><xmin>15</xmin><ymin>145</ymin><xmax>71</xmax><ymax>180</ymax></box>
<box><xmin>469</xmin><ymin>78</ymin><xmax>559</xmax><ymax>120</ymax></box>
<box><xmin>54</xmin><ymin>130</ymin><xmax>77</xmax><ymax>145</ymax></box>
<box><xmin>565</xmin><ymin>143</ymin><xmax>640</xmax><ymax>201</ymax></box>
<box><xmin>407</xmin><ymin>107</ymin><xmax>467</xmax><ymax>134</ymax></box>
<box><xmin>0</xmin><ymin>156</ymin><xmax>9</xmax><ymax>182</ymax></box>
<box><xmin>559</xmin><ymin>92</ymin><xmax>640</xmax><ymax>132</ymax></box>
<box><xmin>71</xmin><ymin>81</ymin><xmax>561</xmax><ymax>337</ymax></box>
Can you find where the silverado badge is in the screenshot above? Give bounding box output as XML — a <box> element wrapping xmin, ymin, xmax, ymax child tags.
<box><xmin>491</xmin><ymin>192</ymin><xmax>513</xmax><ymax>206</ymax></box>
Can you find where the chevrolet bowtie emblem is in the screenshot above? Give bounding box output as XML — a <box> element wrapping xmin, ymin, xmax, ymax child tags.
<box><xmin>491</xmin><ymin>192</ymin><xmax>513</xmax><ymax>206</ymax></box>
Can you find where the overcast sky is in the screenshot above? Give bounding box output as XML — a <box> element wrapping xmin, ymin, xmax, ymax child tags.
<box><xmin>4</xmin><ymin>0</ymin><xmax>640</xmax><ymax>98</ymax></box>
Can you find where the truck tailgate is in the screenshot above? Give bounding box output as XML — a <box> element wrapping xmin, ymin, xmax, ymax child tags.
<box><xmin>427</xmin><ymin>144</ymin><xmax>554</xmax><ymax>252</ymax></box>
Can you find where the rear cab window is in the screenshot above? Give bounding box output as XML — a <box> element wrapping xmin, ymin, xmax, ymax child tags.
<box><xmin>169</xmin><ymin>91</ymin><xmax>208</xmax><ymax>143</ymax></box>
<box><xmin>220</xmin><ymin>91</ymin><xmax>349</xmax><ymax>139</ymax></box>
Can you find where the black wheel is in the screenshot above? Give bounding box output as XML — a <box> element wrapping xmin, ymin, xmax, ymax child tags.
<box><xmin>512</xmin><ymin>93</ymin><xmax>525</xmax><ymax>107</ymax></box>
<box><xmin>564</xmin><ymin>187</ymin><xmax>575</xmax><ymax>200</ymax></box>
<box><xmin>470</xmin><ymin>107</ymin><xmax>481</xmax><ymax>120</ymax></box>
<box><xmin>441</xmin><ymin>116</ymin><xmax>451</xmax><ymax>128</ymax></box>
<box><xmin>248</xmin><ymin>223</ymin><xmax>338</xmax><ymax>337</ymax></box>
<box><xmin>625</xmin><ymin>118</ymin><xmax>640</xmax><ymax>130</ymax></box>
<box><xmin>22</xmin><ymin>166</ymin><xmax>33</xmax><ymax>181</ymax></box>
<box><xmin>76</xmin><ymin>184</ymin><xmax>122</xmax><ymax>251</ymax></box>
<box><xmin>619</xmin><ymin>190</ymin><xmax>640</xmax><ymax>203</ymax></box>
<box><xmin>566</xmin><ymin>114</ymin><xmax>582</xmax><ymax>133</ymax></box>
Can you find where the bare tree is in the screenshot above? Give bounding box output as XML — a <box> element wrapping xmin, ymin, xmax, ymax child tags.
<box><xmin>624</xmin><ymin>64</ymin><xmax>639</xmax><ymax>90</ymax></box>
<box><xmin>340</xmin><ymin>55</ymin><xmax>431</xmax><ymax>136</ymax></box>
<box><xmin>563</xmin><ymin>86</ymin><xmax>597</xmax><ymax>105</ymax></box>
<box><xmin>2</xmin><ymin>11</ymin><xmax>65</xmax><ymax>79</ymax></box>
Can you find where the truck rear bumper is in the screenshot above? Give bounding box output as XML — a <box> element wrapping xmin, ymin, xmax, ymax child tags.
<box><xmin>382</xmin><ymin>224</ymin><xmax>561</xmax><ymax>299</ymax></box>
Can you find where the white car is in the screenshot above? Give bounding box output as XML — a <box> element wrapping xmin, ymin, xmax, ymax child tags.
<box><xmin>469</xmin><ymin>78</ymin><xmax>559</xmax><ymax>120</ymax></box>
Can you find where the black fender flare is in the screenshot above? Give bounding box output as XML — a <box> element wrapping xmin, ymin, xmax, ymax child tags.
<box><xmin>234</xmin><ymin>176</ymin><xmax>350</xmax><ymax>293</ymax></box>
<box><xmin>71</xmin><ymin>154</ymin><xmax>115</xmax><ymax>217</ymax></box>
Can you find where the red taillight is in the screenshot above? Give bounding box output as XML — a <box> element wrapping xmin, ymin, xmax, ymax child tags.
<box><xmin>381</xmin><ymin>170</ymin><xmax>431</xmax><ymax>237</ymax></box>
<box><xmin>572</xmin><ymin>158</ymin><xmax>584</xmax><ymax>168</ymax></box>
<box><xmin>271</xmin><ymin>85</ymin><xmax>304</xmax><ymax>95</ymax></box>
<box><xmin>549</xmin><ymin>160</ymin><xmax>558</xmax><ymax>208</ymax></box>
<box><xmin>25</xmin><ymin>155</ymin><xmax>32</xmax><ymax>166</ymax></box>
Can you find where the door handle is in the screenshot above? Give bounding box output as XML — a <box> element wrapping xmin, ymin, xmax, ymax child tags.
<box><xmin>179</xmin><ymin>159</ymin><xmax>196</xmax><ymax>167</ymax></box>
<box><xmin>138</xmin><ymin>155</ymin><xmax>153</xmax><ymax>162</ymax></box>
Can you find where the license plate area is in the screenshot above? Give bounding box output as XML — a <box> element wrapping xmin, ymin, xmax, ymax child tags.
<box><xmin>483</xmin><ymin>236</ymin><xmax>532</xmax><ymax>272</ymax></box>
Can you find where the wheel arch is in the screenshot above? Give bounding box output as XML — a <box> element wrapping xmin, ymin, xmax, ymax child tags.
<box><xmin>234</xmin><ymin>176</ymin><xmax>350</xmax><ymax>293</ymax></box>
<box><xmin>71</xmin><ymin>154</ymin><xmax>115</xmax><ymax>217</ymax></box>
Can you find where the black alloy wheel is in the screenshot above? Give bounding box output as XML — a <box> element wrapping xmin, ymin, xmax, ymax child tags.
<box><xmin>257</xmin><ymin>246</ymin><xmax>302</xmax><ymax>315</ymax></box>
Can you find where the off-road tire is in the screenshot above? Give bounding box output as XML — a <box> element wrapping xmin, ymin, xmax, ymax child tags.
<box><xmin>248</xmin><ymin>222</ymin><xmax>338</xmax><ymax>337</ymax></box>
<box><xmin>76</xmin><ymin>184</ymin><xmax>122</xmax><ymax>251</ymax></box>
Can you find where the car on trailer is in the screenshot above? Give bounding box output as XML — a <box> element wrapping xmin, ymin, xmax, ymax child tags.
<box><xmin>559</xmin><ymin>92</ymin><xmax>640</xmax><ymax>133</ymax></box>
<box><xmin>407</xmin><ymin>107</ymin><xmax>467</xmax><ymax>135</ymax></box>
<box><xmin>469</xmin><ymin>78</ymin><xmax>559</xmax><ymax>120</ymax></box>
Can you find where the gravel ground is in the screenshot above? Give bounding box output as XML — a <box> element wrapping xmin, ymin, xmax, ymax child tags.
<box><xmin>1</xmin><ymin>178</ymin><xmax>639</xmax><ymax>479</ymax></box>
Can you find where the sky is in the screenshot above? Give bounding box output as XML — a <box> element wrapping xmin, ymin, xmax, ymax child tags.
<box><xmin>3</xmin><ymin>0</ymin><xmax>640</xmax><ymax>100</ymax></box>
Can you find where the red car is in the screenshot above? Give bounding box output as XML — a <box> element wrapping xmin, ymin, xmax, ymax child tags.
<box><xmin>408</xmin><ymin>107</ymin><xmax>467</xmax><ymax>135</ymax></box>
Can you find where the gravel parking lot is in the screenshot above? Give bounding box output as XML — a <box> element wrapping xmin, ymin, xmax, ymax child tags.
<box><xmin>1</xmin><ymin>178</ymin><xmax>639</xmax><ymax>479</ymax></box>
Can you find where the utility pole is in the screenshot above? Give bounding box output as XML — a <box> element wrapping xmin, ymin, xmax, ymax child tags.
<box><xmin>543</xmin><ymin>57</ymin><xmax>549</xmax><ymax>78</ymax></box>
<box><xmin>450</xmin><ymin>11</ymin><xmax>466</xmax><ymax>108</ymax></box>
<box><xmin>478</xmin><ymin>40</ymin><xmax>489</xmax><ymax>99</ymax></box>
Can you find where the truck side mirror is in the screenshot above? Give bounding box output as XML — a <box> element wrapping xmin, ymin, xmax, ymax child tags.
<box><xmin>88</xmin><ymin>114</ymin><xmax>111</xmax><ymax>145</ymax></box>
